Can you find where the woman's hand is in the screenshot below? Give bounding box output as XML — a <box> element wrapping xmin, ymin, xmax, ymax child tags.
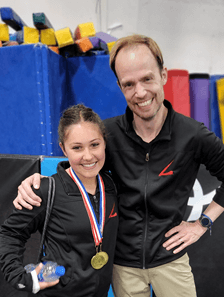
<box><xmin>35</xmin><ymin>263</ymin><xmax>59</xmax><ymax>290</ymax></box>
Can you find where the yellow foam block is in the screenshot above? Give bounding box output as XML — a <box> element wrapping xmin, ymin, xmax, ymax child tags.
<box><xmin>75</xmin><ymin>37</ymin><xmax>93</xmax><ymax>53</ymax></box>
<box><xmin>55</xmin><ymin>27</ymin><xmax>74</xmax><ymax>48</ymax></box>
<box><xmin>23</xmin><ymin>26</ymin><xmax>39</xmax><ymax>43</ymax></box>
<box><xmin>216</xmin><ymin>78</ymin><xmax>224</xmax><ymax>142</ymax></box>
<box><xmin>40</xmin><ymin>28</ymin><xmax>57</xmax><ymax>45</ymax></box>
<box><xmin>0</xmin><ymin>24</ymin><xmax>9</xmax><ymax>41</ymax></box>
<box><xmin>107</xmin><ymin>41</ymin><xmax>116</xmax><ymax>52</ymax></box>
<box><xmin>74</xmin><ymin>22</ymin><xmax>96</xmax><ymax>40</ymax></box>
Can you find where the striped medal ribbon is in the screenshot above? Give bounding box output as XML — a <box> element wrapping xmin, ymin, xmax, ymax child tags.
<box><xmin>69</xmin><ymin>167</ymin><xmax>109</xmax><ymax>269</ymax></box>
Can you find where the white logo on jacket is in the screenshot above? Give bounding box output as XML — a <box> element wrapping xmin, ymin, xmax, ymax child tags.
<box><xmin>187</xmin><ymin>179</ymin><xmax>215</xmax><ymax>221</ymax></box>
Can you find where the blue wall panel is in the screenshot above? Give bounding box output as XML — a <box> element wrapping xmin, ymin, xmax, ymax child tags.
<box><xmin>0</xmin><ymin>46</ymin><xmax>126</xmax><ymax>156</ymax></box>
<box><xmin>67</xmin><ymin>55</ymin><xmax>127</xmax><ymax>120</ymax></box>
<box><xmin>0</xmin><ymin>45</ymin><xmax>67</xmax><ymax>156</ymax></box>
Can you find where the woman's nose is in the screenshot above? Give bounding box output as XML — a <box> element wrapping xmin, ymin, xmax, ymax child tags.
<box><xmin>83</xmin><ymin>148</ymin><xmax>93</xmax><ymax>160</ymax></box>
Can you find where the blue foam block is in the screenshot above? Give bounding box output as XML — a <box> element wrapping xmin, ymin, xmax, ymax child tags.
<box><xmin>0</xmin><ymin>7</ymin><xmax>27</xmax><ymax>31</ymax></box>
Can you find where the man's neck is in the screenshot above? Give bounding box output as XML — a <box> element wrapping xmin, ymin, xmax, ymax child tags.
<box><xmin>133</xmin><ymin>105</ymin><xmax>168</xmax><ymax>143</ymax></box>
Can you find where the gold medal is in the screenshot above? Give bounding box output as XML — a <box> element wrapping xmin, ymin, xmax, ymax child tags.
<box><xmin>91</xmin><ymin>251</ymin><xmax>109</xmax><ymax>269</ymax></box>
<box><xmin>98</xmin><ymin>251</ymin><xmax>109</xmax><ymax>263</ymax></box>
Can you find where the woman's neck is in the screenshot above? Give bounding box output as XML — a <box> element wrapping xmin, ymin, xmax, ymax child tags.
<box><xmin>66</xmin><ymin>168</ymin><xmax>97</xmax><ymax>195</ymax></box>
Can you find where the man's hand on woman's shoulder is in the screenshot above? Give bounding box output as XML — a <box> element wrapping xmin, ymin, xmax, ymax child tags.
<box><xmin>13</xmin><ymin>173</ymin><xmax>44</xmax><ymax>210</ymax></box>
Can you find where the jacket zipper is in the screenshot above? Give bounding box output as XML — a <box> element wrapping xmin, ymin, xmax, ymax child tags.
<box><xmin>93</xmin><ymin>195</ymin><xmax>99</xmax><ymax>221</ymax></box>
<box><xmin>143</xmin><ymin>152</ymin><xmax>149</xmax><ymax>268</ymax></box>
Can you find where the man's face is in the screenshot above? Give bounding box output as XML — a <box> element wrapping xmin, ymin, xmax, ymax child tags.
<box><xmin>115</xmin><ymin>44</ymin><xmax>167</xmax><ymax>121</ymax></box>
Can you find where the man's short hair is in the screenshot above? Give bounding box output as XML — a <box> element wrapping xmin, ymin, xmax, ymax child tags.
<box><xmin>109</xmin><ymin>34</ymin><xmax>164</xmax><ymax>79</ymax></box>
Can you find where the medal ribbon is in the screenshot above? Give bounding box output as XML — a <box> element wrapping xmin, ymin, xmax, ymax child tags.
<box><xmin>69</xmin><ymin>167</ymin><xmax>106</xmax><ymax>246</ymax></box>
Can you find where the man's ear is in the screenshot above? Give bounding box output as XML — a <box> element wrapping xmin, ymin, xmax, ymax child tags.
<box><xmin>59</xmin><ymin>142</ymin><xmax>67</xmax><ymax>157</ymax></box>
<box><xmin>161</xmin><ymin>67</ymin><xmax>168</xmax><ymax>86</ymax></box>
<box><xmin>117</xmin><ymin>80</ymin><xmax>121</xmax><ymax>89</ymax></box>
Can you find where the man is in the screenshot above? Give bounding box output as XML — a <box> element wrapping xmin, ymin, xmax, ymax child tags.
<box><xmin>14</xmin><ymin>35</ymin><xmax>224</xmax><ymax>297</ymax></box>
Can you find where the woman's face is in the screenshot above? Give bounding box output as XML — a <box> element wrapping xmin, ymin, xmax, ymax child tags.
<box><xmin>60</xmin><ymin>121</ymin><xmax>106</xmax><ymax>184</ymax></box>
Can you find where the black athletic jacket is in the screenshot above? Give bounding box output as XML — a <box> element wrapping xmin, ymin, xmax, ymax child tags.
<box><xmin>0</xmin><ymin>161</ymin><xmax>118</xmax><ymax>297</ymax></box>
<box><xmin>104</xmin><ymin>100</ymin><xmax>224</xmax><ymax>269</ymax></box>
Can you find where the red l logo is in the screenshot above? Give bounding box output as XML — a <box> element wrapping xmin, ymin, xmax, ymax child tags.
<box><xmin>109</xmin><ymin>203</ymin><xmax>117</xmax><ymax>218</ymax></box>
<box><xmin>159</xmin><ymin>160</ymin><xmax>174</xmax><ymax>176</ymax></box>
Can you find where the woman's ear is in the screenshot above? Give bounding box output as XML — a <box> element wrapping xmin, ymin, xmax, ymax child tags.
<box><xmin>59</xmin><ymin>142</ymin><xmax>67</xmax><ymax>157</ymax></box>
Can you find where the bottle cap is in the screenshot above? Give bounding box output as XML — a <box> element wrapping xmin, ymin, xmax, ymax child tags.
<box><xmin>56</xmin><ymin>266</ymin><xmax>65</xmax><ymax>277</ymax></box>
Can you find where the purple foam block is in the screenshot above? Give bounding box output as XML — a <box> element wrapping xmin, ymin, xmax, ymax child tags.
<box><xmin>189</xmin><ymin>73</ymin><xmax>210</xmax><ymax>129</ymax></box>
<box><xmin>96</xmin><ymin>32</ymin><xmax>117</xmax><ymax>43</ymax></box>
<box><xmin>89</xmin><ymin>36</ymin><xmax>100</xmax><ymax>49</ymax></box>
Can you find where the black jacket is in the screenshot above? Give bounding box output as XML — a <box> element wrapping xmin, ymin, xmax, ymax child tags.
<box><xmin>0</xmin><ymin>161</ymin><xmax>118</xmax><ymax>297</ymax></box>
<box><xmin>104</xmin><ymin>100</ymin><xmax>224</xmax><ymax>269</ymax></box>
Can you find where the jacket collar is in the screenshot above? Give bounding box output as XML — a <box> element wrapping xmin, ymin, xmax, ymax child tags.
<box><xmin>57</xmin><ymin>161</ymin><xmax>105</xmax><ymax>196</ymax></box>
<box><xmin>123</xmin><ymin>99</ymin><xmax>173</xmax><ymax>143</ymax></box>
<box><xmin>57</xmin><ymin>161</ymin><xmax>81</xmax><ymax>196</ymax></box>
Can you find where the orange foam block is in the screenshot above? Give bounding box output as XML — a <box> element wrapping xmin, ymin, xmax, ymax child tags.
<box><xmin>75</xmin><ymin>37</ymin><xmax>93</xmax><ymax>53</ymax></box>
<box><xmin>49</xmin><ymin>46</ymin><xmax>59</xmax><ymax>54</ymax></box>
<box><xmin>74</xmin><ymin>22</ymin><xmax>96</xmax><ymax>40</ymax></box>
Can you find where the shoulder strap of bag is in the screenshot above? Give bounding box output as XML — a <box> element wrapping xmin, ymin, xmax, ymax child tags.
<box><xmin>36</xmin><ymin>176</ymin><xmax>56</xmax><ymax>263</ymax></box>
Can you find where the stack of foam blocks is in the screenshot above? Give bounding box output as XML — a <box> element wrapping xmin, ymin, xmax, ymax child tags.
<box><xmin>56</xmin><ymin>22</ymin><xmax>117</xmax><ymax>57</ymax></box>
<box><xmin>0</xmin><ymin>7</ymin><xmax>117</xmax><ymax>57</ymax></box>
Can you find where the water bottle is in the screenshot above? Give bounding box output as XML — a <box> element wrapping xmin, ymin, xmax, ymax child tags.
<box><xmin>24</xmin><ymin>261</ymin><xmax>65</xmax><ymax>282</ymax></box>
<box><xmin>38</xmin><ymin>261</ymin><xmax>65</xmax><ymax>282</ymax></box>
<box><xmin>24</xmin><ymin>263</ymin><xmax>38</xmax><ymax>273</ymax></box>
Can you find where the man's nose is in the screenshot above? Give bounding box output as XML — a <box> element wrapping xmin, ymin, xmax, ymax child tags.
<box><xmin>134</xmin><ymin>82</ymin><xmax>147</xmax><ymax>98</ymax></box>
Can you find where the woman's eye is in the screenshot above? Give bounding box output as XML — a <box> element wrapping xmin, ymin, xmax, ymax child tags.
<box><xmin>73</xmin><ymin>146</ymin><xmax>81</xmax><ymax>150</ymax></box>
<box><xmin>92</xmin><ymin>142</ymin><xmax>99</xmax><ymax>147</ymax></box>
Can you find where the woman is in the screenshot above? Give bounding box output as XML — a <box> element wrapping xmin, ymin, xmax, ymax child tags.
<box><xmin>0</xmin><ymin>104</ymin><xmax>118</xmax><ymax>296</ymax></box>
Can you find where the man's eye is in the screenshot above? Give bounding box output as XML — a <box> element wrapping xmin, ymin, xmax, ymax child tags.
<box><xmin>123</xmin><ymin>82</ymin><xmax>133</xmax><ymax>88</ymax></box>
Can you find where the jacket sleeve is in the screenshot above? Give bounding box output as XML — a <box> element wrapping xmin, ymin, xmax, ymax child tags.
<box><xmin>195</xmin><ymin>123</ymin><xmax>224</xmax><ymax>207</ymax></box>
<box><xmin>0</xmin><ymin>181</ymin><xmax>48</xmax><ymax>292</ymax></box>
